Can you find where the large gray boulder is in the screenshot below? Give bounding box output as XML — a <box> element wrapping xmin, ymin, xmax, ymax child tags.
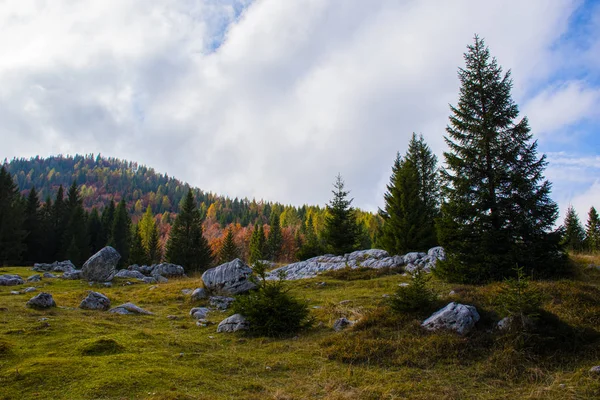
<box><xmin>62</xmin><ymin>270</ymin><xmax>82</xmax><ymax>280</ymax></box>
<box><xmin>33</xmin><ymin>260</ymin><xmax>76</xmax><ymax>272</ymax></box>
<box><xmin>422</xmin><ymin>302</ymin><xmax>480</xmax><ymax>335</ymax></box>
<box><xmin>151</xmin><ymin>263</ymin><xmax>185</xmax><ymax>278</ymax></box>
<box><xmin>201</xmin><ymin>259</ymin><xmax>256</xmax><ymax>295</ymax></box>
<box><xmin>0</xmin><ymin>274</ymin><xmax>24</xmax><ymax>286</ymax></box>
<box><xmin>115</xmin><ymin>269</ymin><xmax>146</xmax><ymax>280</ymax></box>
<box><xmin>82</xmin><ymin>246</ymin><xmax>120</xmax><ymax>282</ymax></box>
<box><xmin>109</xmin><ymin>302</ymin><xmax>153</xmax><ymax>315</ymax></box>
<box><xmin>217</xmin><ymin>314</ymin><xmax>249</xmax><ymax>333</ymax></box>
<box><xmin>79</xmin><ymin>291</ymin><xmax>111</xmax><ymax>311</ymax></box>
<box><xmin>26</xmin><ymin>292</ymin><xmax>56</xmax><ymax>308</ymax></box>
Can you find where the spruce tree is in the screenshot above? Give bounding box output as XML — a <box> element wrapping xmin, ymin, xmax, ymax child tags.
<box><xmin>219</xmin><ymin>227</ymin><xmax>239</xmax><ymax>264</ymax></box>
<box><xmin>585</xmin><ymin>207</ymin><xmax>600</xmax><ymax>253</ymax></box>
<box><xmin>0</xmin><ymin>166</ymin><xmax>25</xmax><ymax>265</ymax></box>
<box><xmin>322</xmin><ymin>174</ymin><xmax>360</xmax><ymax>255</ymax></box>
<box><xmin>249</xmin><ymin>223</ymin><xmax>266</xmax><ymax>264</ymax></box>
<box><xmin>562</xmin><ymin>206</ymin><xmax>585</xmax><ymax>252</ymax></box>
<box><xmin>63</xmin><ymin>182</ymin><xmax>89</xmax><ymax>266</ymax></box>
<box><xmin>110</xmin><ymin>199</ymin><xmax>131</xmax><ymax>266</ymax></box>
<box><xmin>39</xmin><ymin>196</ymin><xmax>54</xmax><ymax>262</ymax></box>
<box><xmin>129</xmin><ymin>225</ymin><xmax>149</xmax><ymax>266</ymax></box>
<box><xmin>100</xmin><ymin>199</ymin><xmax>116</xmax><ymax>248</ymax></box>
<box><xmin>138</xmin><ymin>205</ymin><xmax>155</xmax><ymax>251</ymax></box>
<box><xmin>297</xmin><ymin>215</ymin><xmax>322</xmax><ymax>260</ymax></box>
<box><xmin>266</xmin><ymin>212</ymin><xmax>283</xmax><ymax>261</ymax></box>
<box><xmin>87</xmin><ymin>208</ymin><xmax>103</xmax><ymax>254</ymax></box>
<box><xmin>147</xmin><ymin>224</ymin><xmax>162</xmax><ymax>264</ymax></box>
<box><xmin>51</xmin><ymin>185</ymin><xmax>67</xmax><ymax>260</ymax></box>
<box><xmin>23</xmin><ymin>187</ymin><xmax>43</xmax><ymax>263</ymax></box>
<box><xmin>436</xmin><ymin>36</ymin><xmax>563</xmax><ymax>283</ymax></box>
<box><xmin>165</xmin><ymin>190</ymin><xmax>213</xmax><ymax>272</ymax></box>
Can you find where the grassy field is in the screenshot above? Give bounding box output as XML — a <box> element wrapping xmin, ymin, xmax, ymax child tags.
<box><xmin>1</xmin><ymin>257</ymin><xmax>599</xmax><ymax>400</ymax></box>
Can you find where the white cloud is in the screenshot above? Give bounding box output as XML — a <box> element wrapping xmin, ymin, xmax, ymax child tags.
<box><xmin>0</xmin><ymin>0</ymin><xmax>596</xmax><ymax>214</ymax></box>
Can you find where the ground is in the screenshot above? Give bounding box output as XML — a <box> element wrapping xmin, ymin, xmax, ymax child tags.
<box><xmin>0</xmin><ymin>256</ymin><xmax>599</xmax><ymax>400</ymax></box>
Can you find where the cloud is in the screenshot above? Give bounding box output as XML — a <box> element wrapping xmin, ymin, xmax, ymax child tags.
<box><xmin>0</xmin><ymin>0</ymin><xmax>597</xmax><ymax>216</ymax></box>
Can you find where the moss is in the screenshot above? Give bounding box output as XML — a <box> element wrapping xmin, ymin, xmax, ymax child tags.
<box><xmin>79</xmin><ymin>338</ymin><xmax>124</xmax><ymax>356</ymax></box>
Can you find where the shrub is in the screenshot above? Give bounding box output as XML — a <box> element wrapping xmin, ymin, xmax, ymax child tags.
<box><xmin>322</xmin><ymin>265</ymin><xmax>401</xmax><ymax>281</ymax></box>
<box><xmin>232</xmin><ymin>261</ymin><xmax>311</xmax><ymax>337</ymax></box>
<box><xmin>496</xmin><ymin>267</ymin><xmax>542</xmax><ymax>332</ymax></box>
<box><xmin>390</xmin><ymin>267</ymin><xmax>437</xmax><ymax>314</ymax></box>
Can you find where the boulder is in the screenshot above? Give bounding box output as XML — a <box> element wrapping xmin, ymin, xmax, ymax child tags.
<box><xmin>22</xmin><ymin>287</ymin><xmax>37</xmax><ymax>293</ymax></box>
<box><xmin>43</xmin><ymin>272</ymin><xmax>57</xmax><ymax>278</ymax></box>
<box><xmin>27</xmin><ymin>274</ymin><xmax>41</xmax><ymax>282</ymax></box>
<box><xmin>109</xmin><ymin>302</ymin><xmax>153</xmax><ymax>315</ymax></box>
<box><xmin>114</xmin><ymin>269</ymin><xmax>146</xmax><ymax>280</ymax></box>
<box><xmin>82</xmin><ymin>246</ymin><xmax>120</xmax><ymax>282</ymax></box>
<box><xmin>151</xmin><ymin>263</ymin><xmax>185</xmax><ymax>278</ymax></box>
<box><xmin>79</xmin><ymin>291</ymin><xmax>111</xmax><ymax>311</ymax></box>
<box><xmin>333</xmin><ymin>317</ymin><xmax>355</xmax><ymax>332</ymax></box>
<box><xmin>209</xmin><ymin>296</ymin><xmax>235</xmax><ymax>311</ymax></box>
<box><xmin>128</xmin><ymin>264</ymin><xmax>155</xmax><ymax>275</ymax></box>
<box><xmin>32</xmin><ymin>260</ymin><xmax>76</xmax><ymax>272</ymax></box>
<box><xmin>26</xmin><ymin>293</ymin><xmax>56</xmax><ymax>309</ymax></box>
<box><xmin>201</xmin><ymin>259</ymin><xmax>256</xmax><ymax>295</ymax></box>
<box><xmin>139</xmin><ymin>277</ymin><xmax>157</xmax><ymax>284</ymax></box>
<box><xmin>190</xmin><ymin>307</ymin><xmax>210</xmax><ymax>320</ymax></box>
<box><xmin>154</xmin><ymin>275</ymin><xmax>168</xmax><ymax>283</ymax></box>
<box><xmin>217</xmin><ymin>314</ymin><xmax>249</xmax><ymax>333</ymax></box>
<box><xmin>191</xmin><ymin>288</ymin><xmax>208</xmax><ymax>301</ymax></box>
<box><xmin>62</xmin><ymin>270</ymin><xmax>82</xmax><ymax>280</ymax></box>
<box><xmin>422</xmin><ymin>302</ymin><xmax>480</xmax><ymax>335</ymax></box>
<box><xmin>0</xmin><ymin>274</ymin><xmax>24</xmax><ymax>286</ymax></box>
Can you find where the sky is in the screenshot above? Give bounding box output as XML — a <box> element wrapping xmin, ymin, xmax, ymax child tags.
<box><xmin>0</xmin><ymin>0</ymin><xmax>598</xmax><ymax>220</ymax></box>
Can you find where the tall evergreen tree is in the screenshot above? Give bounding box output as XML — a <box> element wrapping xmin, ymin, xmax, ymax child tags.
<box><xmin>147</xmin><ymin>224</ymin><xmax>162</xmax><ymax>264</ymax></box>
<box><xmin>0</xmin><ymin>166</ymin><xmax>25</xmax><ymax>264</ymax></box>
<box><xmin>165</xmin><ymin>189</ymin><xmax>213</xmax><ymax>272</ymax></box>
<box><xmin>266</xmin><ymin>211</ymin><xmax>283</xmax><ymax>261</ymax></box>
<box><xmin>110</xmin><ymin>199</ymin><xmax>132</xmax><ymax>266</ymax></box>
<box><xmin>138</xmin><ymin>205</ymin><xmax>155</xmax><ymax>251</ymax></box>
<box><xmin>248</xmin><ymin>223</ymin><xmax>266</xmax><ymax>264</ymax></box>
<box><xmin>129</xmin><ymin>224</ymin><xmax>149</xmax><ymax>266</ymax></box>
<box><xmin>585</xmin><ymin>207</ymin><xmax>600</xmax><ymax>253</ymax></box>
<box><xmin>63</xmin><ymin>182</ymin><xmax>89</xmax><ymax>266</ymax></box>
<box><xmin>436</xmin><ymin>36</ymin><xmax>563</xmax><ymax>283</ymax></box>
<box><xmin>99</xmin><ymin>199</ymin><xmax>116</xmax><ymax>248</ymax></box>
<box><xmin>51</xmin><ymin>185</ymin><xmax>67</xmax><ymax>260</ymax></box>
<box><xmin>87</xmin><ymin>208</ymin><xmax>103</xmax><ymax>254</ymax></box>
<box><xmin>297</xmin><ymin>215</ymin><xmax>322</xmax><ymax>260</ymax></box>
<box><xmin>322</xmin><ymin>174</ymin><xmax>360</xmax><ymax>255</ymax></box>
<box><xmin>39</xmin><ymin>196</ymin><xmax>54</xmax><ymax>262</ymax></box>
<box><xmin>23</xmin><ymin>187</ymin><xmax>43</xmax><ymax>263</ymax></box>
<box><xmin>219</xmin><ymin>227</ymin><xmax>239</xmax><ymax>264</ymax></box>
<box><xmin>561</xmin><ymin>206</ymin><xmax>585</xmax><ymax>252</ymax></box>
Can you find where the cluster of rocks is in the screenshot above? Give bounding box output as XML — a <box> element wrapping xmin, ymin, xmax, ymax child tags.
<box><xmin>0</xmin><ymin>274</ymin><xmax>25</xmax><ymax>286</ymax></box>
<box><xmin>116</xmin><ymin>262</ymin><xmax>185</xmax><ymax>284</ymax></box>
<box><xmin>266</xmin><ymin>247</ymin><xmax>446</xmax><ymax>280</ymax></box>
<box><xmin>32</xmin><ymin>260</ymin><xmax>77</xmax><ymax>273</ymax></box>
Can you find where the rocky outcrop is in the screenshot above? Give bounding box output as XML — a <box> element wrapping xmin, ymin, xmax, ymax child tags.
<box><xmin>422</xmin><ymin>302</ymin><xmax>480</xmax><ymax>335</ymax></box>
<box><xmin>114</xmin><ymin>269</ymin><xmax>146</xmax><ymax>280</ymax></box>
<box><xmin>0</xmin><ymin>274</ymin><xmax>24</xmax><ymax>286</ymax></box>
<box><xmin>217</xmin><ymin>314</ymin><xmax>249</xmax><ymax>333</ymax></box>
<box><xmin>82</xmin><ymin>246</ymin><xmax>120</xmax><ymax>282</ymax></box>
<box><xmin>151</xmin><ymin>263</ymin><xmax>185</xmax><ymax>278</ymax></box>
<box><xmin>32</xmin><ymin>260</ymin><xmax>76</xmax><ymax>272</ymax></box>
<box><xmin>201</xmin><ymin>259</ymin><xmax>256</xmax><ymax>295</ymax></box>
<box><xmin>191</xmin><ymin>288</ymin><xmax>208</xmax><ymax>301</ymax></box>
<box><xmin>209</xmin><ymin>296</ymin><xmax>235</xmax><ymax>311</ymax></box>
<box><xmin>404</xmin><ymin>247</ymin><xmax>446</xmax><ymax>273</ymax></box>
<box><xmin>108</xmin><ymin>302</ymin><xmax>153</xmax><ymax>315</ymax></box>
<box><xmin>79</xmin><ymin>291</ymin><xmax>111</xmax><ymax>311</ymax></box>
<box><xmin>190</xmin><ymin>307</ymin><xmax>210</xmax><ymax>320</ymax></box>
<box><xmin>26</xmin><ymin>293</ymin><xmax>56</xmax><ymax>308</ymax></box>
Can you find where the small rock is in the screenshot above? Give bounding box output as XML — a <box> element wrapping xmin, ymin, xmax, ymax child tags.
<box><xmin>38</xmin><ymin>317</ymin><xmax>49</xmax><ymax>322</ymax></box>
<box><xmin>22</xmin><ymin>287</ymin><xmax>37</xmax><ymax>293</ymax></box>
<box><xmin>398</xmin><ymin>283</ymin><xmax>409</xmax><ymax>287</ymax></box>
<box><xmin>167</xmin><ymin>315</ymin><xmax>180</xmax><ymax>320</ymax></box>
<box><xmin>103</xmin><ymin>282</ymin><xmax>112</xmax><ymax>288</ymax></box>
<box><xmin>312</xmin><ymin>306</ymin><xmax>321</xmax><ymax>309</ymax></box>
<box><xmin>10</xmin><ymin>291</ymin><xmax>20</xmax><ymax>295</ymax></box>
<box><xmin>422</xmin><ymin>302</ymin><xmax>480</xmax><ymax>335</ymax></box>
<box><xmin>27</xmin><ymin>274</ymin><xmax>41</xmax><ymax>282</ymax></box>
<box><xmin>109</xmin><ymin>302</ymin><xmax>153</xmax><ymax>315</ymax></box>
<box><xmin>114</xmin><ymin>269</ymin><xmax>146</xmax><ymax>280</ymax></box>
<box><xmin>26</xmin><ymin>293</ymin><xmax>56</xmax><ymax>308</ymax></box>
<box><xmin>181</xmin><ymin>289</ymin><xmax>193</xmax><ymax>295</ymax></box>
<box><xmin>338</xmin><ymin>300</ymin><xmax>352</xmax><ymax>305</ymax></box>
<box><xmin>209</xmin><ymin>296</ymin><xmax>235</xmax><ymax>311</ymax></box>
<box><xmin>559</xmin><ymin>384</ymin><xmax>566</xmax><ymax>389</ymax></box>
<box><xmin>196</xmin><ymin>319</ymin><xmax>213</xmax><ymax>327</ymax></box>
<box><xmin>148</xmin><ymin>285</ymin><xmax>158</xmax><ymax>290</ymax></box>
<box><xmin>317</xmin><ymin>282</ymin><xmax>326</xmax><ymax>287</ymax></box>
<box><xmin>217</xmin><ymin>314</ymin><xmax>249</xmax><ymax>333</ymax></box>
<box><xmin>449</xmin><ymin>290</ymin><xmax>456</xmax><ymax>296</ymax></box>
<box><xmin>190</xmin><ymin>307</ymin><xmax>210</xmax><ymax>320</ymax></box>
<box><xmin>496</xmin><ymin>315</ymin><xmax>535</xmax><ymax>332</ymax></box>
<box><xmin>333</xmin><ymin>317</ymin><xmax>355</xmax><ymax>332</ymax></box>
<box><xmin>43</xmin><ymin>272</ymin><xmax>57</xmax><ymax>279</ymax></box>
<box><xmin>79</xmin><ymin>291</ymin><xmax>111</xmax><ymax>311</ymax></box>
<box><xmin>191</xmin><ymin>288</ymin><xmax>208</xmax><ymax>301</ymax></box>
<box><xmin>589</xmin><ymin>366</ymin><xmax>600</xmax><ymax>374</ymax></box>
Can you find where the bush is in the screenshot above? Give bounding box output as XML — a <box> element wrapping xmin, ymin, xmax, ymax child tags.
<box><xmin>496</xmin><ymin>267</ymin><xmax>542</xmax><ymax>332</ymax></box>
<box><xmin>232</xmin><ymin>261</ymin><xmax>311</xmax><ymax>337</ymax></box>
<box><xmin>322</xmin><ymin>265</ymin><xmax>401</xmax><ymax>281</ymax></box>
<box><xmin>390</xmin><ymin>267</ymin><xmax>437</xmax><ymax>314</ymax></box>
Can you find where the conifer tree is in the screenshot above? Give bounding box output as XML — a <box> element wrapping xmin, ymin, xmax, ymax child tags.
<box><xmin>23</xmin><ymin>187</ymin><xmax>43</xmax><ymax>263</ymax></box>
<box><xmin>138</xmin><ymin>205</ymin><xmax>155</xmax><ymax>251</ymax></box>
<box><xmin>100</xmin><ymin>199</ymin><xmax>116</xmax><ymax>248</ymax></box>
<box><xmin>165</xmin><ymin>190</ymin><xmax>213</xmax><ymax>272</ymax></box>
<box><xmin>110</xmin><ymin>199</ymin><xmax>131</xmax><ymax>265</ymax></box>
<box><xmin>39</xmin><ymin>196</ymin><xmax>54</xmax><ymax>262</ymax></box>
<box><xmin>0</xmin><ymin>166</ymin><xmax>25</xmax><ymax>264</ymax></box>
<box><xmin>585</xmin><ymin>207</ymin><xmax>600</xmax><ymax>253</ymax></box>
<box><xmin>323</xmin><ymin>174</ymin><xmax>360</xmax><ymax>255</ymax></box>
<box><xmin>561</xmin><ymin>206</ymin><xmax>585</xmax><ymax>252</ymax></box>
<box><xmin>266</xmin><ymin>212</ymin><xmax>283</xmax><ymax>261</ymax></box>
<box><xmin>219</xmin><ymin>227</ymin><xmax>239</xmax><ymax>264</ymax></box>
<box><xmin>297</xmin><ymin>215</ymin><xmax>322</xmax><ymax>260</ymax></box>
<box><xmin>51</xmin><ymin>185</ymin><xmax>67</xmax><ymax>260</ymax></box>
<box><xmin>129</xmin><ymin>225</ymin><xmax>148</xmax><ymax>265</ymax></box>
<box><xmin>147</xmin><ymin>224</ymin><xmax>162</xmax><ymax>264</ymax></box>
<box><xmin>63</xmin><ymin>182</ymin><xmax>89</xmax><ymax>266</ymax></box>
<box><xmin>436</xmin><ymin>36</ymin><xmax>563</xmax><ymax>283</ymax></box>
<box><xmin>87</xmin><ymin>208</ymin><xmax>103</xmax><ymax>254</ymax></box>
<box><xmin>249</xmin><ymin>223</ymin><xmax>266</xmax><ymax>264</ymax></box>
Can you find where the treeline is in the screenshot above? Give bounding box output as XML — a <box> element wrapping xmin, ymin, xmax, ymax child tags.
<box><xmin>561</xmin><ymin>205</ymin><xmax>600</xmax><ymax>253</ymax></box>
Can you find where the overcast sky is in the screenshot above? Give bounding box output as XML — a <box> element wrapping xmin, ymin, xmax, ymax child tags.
<box><xmin>0</xmin><ymin>0</ymin><xmax>598</xmax><ymax>219</ymax></box>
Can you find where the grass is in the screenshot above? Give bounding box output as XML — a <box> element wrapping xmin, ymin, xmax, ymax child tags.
<box><xmin>0</xmin><ymin>257</ymin><xmax>598</xmax><ymax>399</ymax></box>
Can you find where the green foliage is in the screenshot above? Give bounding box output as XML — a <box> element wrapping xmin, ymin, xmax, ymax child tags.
<box><xmin>138</xmin><ymin>206</ymin><xmax>155</xmax><ymax>251</ymax></box>
<box><xmin>62</xmin><ymin>182</ymin><xmax>90</xmax><ymax>266</ymax></box>
<box><xmin>0</xmin><ymin>166</ymin><xmax>25</xmax><ymax>265</ymax></box>
<box><xmin>266</xmin><ymin>212</ymin><xmax>283</xmax><ymax>261</ymax></box>
<box><xmin>390</xmin><ymin>267</ymin><xmax>437</xmax><ymax>314</ymax></box>
<box><xmin>232</xmin><ymin>262</ymin><xmax>311</xmax><ymax>337</ymax></box>
<box><xmin>248</xmin><ymin>223</ymin><xmax>266</xmax><ymax>264</ymax></box>
<box><xmin>322</xmin><ymin>174</ymin><xmax>360</xmax><ymax>255</ymax></box>
<box><xmin>110</xmin><ymin>199</ymin><xmax>132</xmax><ymax>266</ymax></box>
<box><xmin>585</xmin><ymin>207</ymin><xmax>600</xmax><ymax>252</ymax></box>
<box><xmin>146</xmin><ymin>224</ymin><xmax>162</xmax><ymax>264</ymax></box>
<box><xmin>436</xmin><ymin>36</ymin><xmax>564</xmax><ymax>283</ymax></box>
<box><xmin>79</xmin><ymin>338</ymin><xmax>124</xmax><ymax>356</ymax></box>
<box><xmin>378</xmin><ymin>134</ymin><xmax>439</xmax><ymax>255</ymax></box>
<box><xmin>166</xmin><ymin>189</ymin><xmax>213</xmax><ymax>272</ymax></box>
<box><xmin>496</xmin><ymin>267</ymin><xmax>542</xmax><ymax>331</ymax></box>
<box><xmin>23</xmin><ymin>187</ymin><xmax>43</xmax><ymax>263</ymax></box>
<box><xmin>296</xmin><ymin>215</ymin><xmax>322</xmax><ymax>260</ymax></box>
<box><xmin>87</xmin><ymin>207</ymin><xmax>103</xmax><ymax>254</ymax></box>
<box><xmin>218</xmin><ymin>227</ymin><xmax>239</xmax><ymax>264</ymax></box>
<box><xmin>562</xmin><ymin>205</ymin><xmax>586</xmax><ymax>252</ymax></box>
<box><xmin>129</xmin><ymin>225</ymin><xmax>149</xmax><ymax>266</ymax></box>
<box><xmin>321</xmin><ymin>265</ymin><xmax>400</xmax><ymax>281</ymax></box>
